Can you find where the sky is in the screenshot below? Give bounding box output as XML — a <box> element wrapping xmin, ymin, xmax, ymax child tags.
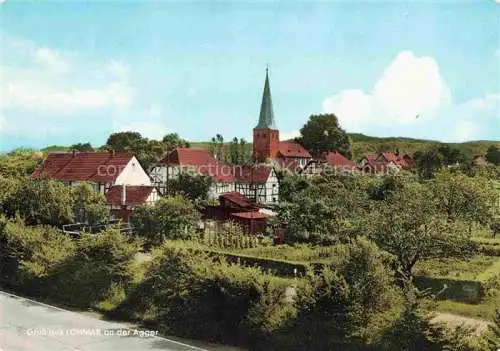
<box><xmin>0</xmin><ymin>0</ymin><xmax>499</xmax><ymax>152</ymax></box>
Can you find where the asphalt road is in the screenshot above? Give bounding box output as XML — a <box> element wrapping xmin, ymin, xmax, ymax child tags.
<box><xmin>0</xmin><ymin>291</ymin><xmax>207</xmax><ymax>351</ymax></box>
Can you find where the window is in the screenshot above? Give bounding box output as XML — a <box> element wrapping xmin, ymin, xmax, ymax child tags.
<box><xmin>272</xmin><ymin>197</ymin><xmax>277</xmax><ymax>203</ymax></box>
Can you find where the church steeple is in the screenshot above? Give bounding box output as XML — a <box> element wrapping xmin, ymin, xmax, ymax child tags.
<box><xmin>252</xmin><ymin>68</ymin><xmax>280</xmax><ymax>162</ymax></box>
<box><xmin>255</xmin><ymin>68</ymin><xmax>277</xmax><ymax>130</ymax></box>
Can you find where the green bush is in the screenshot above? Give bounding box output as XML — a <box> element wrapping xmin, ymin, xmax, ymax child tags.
<box><xmin>276</xmin><ymin>238</ymin><xmax>401</xmax><ymax>351</ymax></box>
<box><xmin>52</xmin><ymin>228</ymin><xmax>140</xmax><ymax>308</ymax></box>
<box><xmin>0</xmin><ymin>217</ymin><xmax>75</xmax><ymax>295</ymax></box>
<box><xmin>115</xmin><ymin>246</ymin><xmax>295</xmax><ymax>348</ymax></box>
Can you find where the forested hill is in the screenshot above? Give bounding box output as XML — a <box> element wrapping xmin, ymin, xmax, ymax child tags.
<box><xmin>192</xmin><ymin>133</ymin><xmax>500</xmax><ymax>161</ymax></box>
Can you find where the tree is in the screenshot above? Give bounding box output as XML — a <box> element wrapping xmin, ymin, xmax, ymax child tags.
<box><xmin>437</xmin><ymin>145</ymin><xmax>465</xmax><ymax>166</ymax></box>
<box><xmin>105</xmin><ymin>131</ymin><xmax>143</xmax><ymax>151</ymax></box>
<box><xmin>367</xmin><ymin>182</ymin><xmax>474</xmax><ymax>280</ymax></box>
<box><xmin>69</xmin><ymin>142</ymin><xmax>94</xmax><ymax>152</ymax></box>
<box><xmin>104</xmin><ymin>131</ymin><xmax>167</xmax><ymax>170</ymax></box>
<box><xmin>162</xmin><ymin>133</ymin><xmax>190</xmax><ymax>151</ymax></box>
<box><xmin>131</xmin><ymin>196</ymin><xmax>201</xmax><ymax>247</ymax></box>
<box><xmin>274</xmin><ymin>181</ymin><xmax>366</xmax><ymax>245</ymax></box>
<box><xmin>209</xmin><ymin>134</ymin><xmax>226</xmax><ymax>161</ymax></box>
<box><xmin>379</xmin><ymin>285</ymin><xmax>475</xmax><ymax>351</ymax></box>
<box><xmin>277</xmin><ymin>174</ymin><xmax>311</xmax><ymax>202</ymax></box>
<box><xmin>166</xmin><ymin>173</ymin><xmax>213</xmax><ymax>201</ymax></box>
<box><xmin>299</xmin><ymin>114</ymin><xmax>350</xmax><ymax>157</ymax></box>
<box><xmin>431</xmin><ymin>169</ymin><xmax>496</xmax><ymax>228</ymax></box>
<box><xmin>71</xmin><ymin>183</ymin><xmax>109</xmax><ymax>225</ymax></box>
<box><xmin>413</xmin><ymin>149</ymin><xmax>442</xmax><ymax>179</ymax></box>
<box><xmin>485</xmin><ymin>145</ymin><xmax>500</xmax><ymax>165</ymax></box>
<box><xmin>282</xmin><ymin>238</ymin><xmax>399</xmax><ymax>350</ymax></box>
<box><xmin>4</xmin><ymin>179</ymin><xmax>74</xmax><ymax>227</ymax></box>
<box><xmin>483</xmin><ymin>309</ymin><xmax>500</xmax><ymax>349</ymax></box>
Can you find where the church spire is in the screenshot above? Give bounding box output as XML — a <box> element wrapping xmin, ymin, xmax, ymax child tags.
<box><xmin>255</xmin><ymin>67</ymin><xmax>277</xmax><ymax>129</ymax></box>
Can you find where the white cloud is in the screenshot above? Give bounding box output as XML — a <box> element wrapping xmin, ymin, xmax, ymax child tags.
<box><xmin>280</xmin><ymin>130</ymin><xmax>301</xmax><ymax>141</ymax></box>
<box><xmin>117</xmin><ymin>122</ymin><xmax>167</xmax><ymax>140</ymax></box>
<box><xmin>451</xmin><ymin>120</ymin><xmax>479</xmax><ymax>142</ymax></box>
<box><xmin>0</xmin><ymin>40</ymin><xmax>134</xmax><ymax>115</ymax></box>
<box><xmin>323</xmin><ymin>51</ymin><xmax>450</xmax><ymax>131</ymax></box>
<box><xmin>34</xmin><ymin>48</ymin><xmax>71</xmax><ymax>73</ymax></box>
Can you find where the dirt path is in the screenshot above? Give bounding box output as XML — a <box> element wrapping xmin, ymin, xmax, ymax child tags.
<box><xmin>432</xmin><ymin>312</ymin><xmax>492</xmax><ymax>335</ymax></box>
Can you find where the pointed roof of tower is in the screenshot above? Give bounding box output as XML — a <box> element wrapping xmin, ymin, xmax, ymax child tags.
<box><xmin>255</xmin><ymin>68</ymin><xmax>277</xmax><ymax>130</ymax></box>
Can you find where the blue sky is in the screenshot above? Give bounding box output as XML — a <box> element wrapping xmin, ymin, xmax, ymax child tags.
<box><xmin>0</xmin><ymin>0</ymin><xmax>499</xmax><ymax>152</ymax></box>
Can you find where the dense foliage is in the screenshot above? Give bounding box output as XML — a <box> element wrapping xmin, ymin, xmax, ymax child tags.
<box><xmin>131</xmin><ymin>196</ymin><xmax>201</xmax><ymax>247</ymax></box>
<box><xmin>299</xmin><ymin>114</ymin><xmax>351</xmax><ymax>157</ymax></box>
<box><xmin>166</xmin><ymin>172</ymin><xmax>213</xmax><ymax>200</ymax></box>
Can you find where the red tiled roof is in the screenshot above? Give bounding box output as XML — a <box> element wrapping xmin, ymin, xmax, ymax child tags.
<box><xmin>234</xmin><ymin>165</ymin><xmax>272</xmax><ymax>184</ymax></box>
<box><xmin>106</xmin><ymin>185</ymin><xmax>155</xmax><ymax>206</ymax></box>
<box><xmin>322</xmin><ymin>151</ymin><xmax>356</xmax><ymax>168</ymax></box>
<box><xmin>230</xmin><ymin>211</ymin><xmax>268</xmax><ymax>220</ymax></box>
<box><xmin>219</xmin><ymin>192</ymin><xmax>259</xmax><ymax>210</ymax></box>
<box><xmin>157</xmin><ymin>148</ymin><xmax>216</xmax><ymax>166</ymax></box>
<box><xmin>364</xmin><ymin>155</ymin><xmax>377</xmax><ymax>162</ymax></box>
<box><xmin>157</xmin><ymin>148</ymin><xmax>235</xmax><ymax>182</ymax></box>
<box><xmin>278</xmin><ymin>141</ymin><xmax>312</xmax><ymax>158</ymax></box>
<box><xmin>32</xmin><ymin>152</ymin><xmax>133</xmax><ymax>182</ymax></box>
<box><xmin>379</xmin><ymin>152</ymin><xmax>400</xmax><ymax>163</ymax></box>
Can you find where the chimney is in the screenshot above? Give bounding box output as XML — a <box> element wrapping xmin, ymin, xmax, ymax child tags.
<box><xmin>121</xmin><ymin>185</ymin><xmax>127</xmax><ymax>206</ymax></box>
<box><xmin>72</xmin><ymin>150</ymin><xmax>77</xmax><ymax>157</ymax></box>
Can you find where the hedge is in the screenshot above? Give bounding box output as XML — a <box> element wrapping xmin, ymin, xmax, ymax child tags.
<box><xmin>413</xmin><ymin>276</ymin><xmax>485</xmax><ymax>303</ymax></box>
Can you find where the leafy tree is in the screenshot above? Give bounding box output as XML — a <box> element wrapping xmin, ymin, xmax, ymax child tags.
<box><xmin>166</xmin><ymin>173</ymin><xmax>213</xmax><ymax>201</ymax></box>
<box><xmin>0</xmin><ymin>148</ymin><xmax>44</xmax><ymax>178</ymax></box>
<box><xmin>209</xmin><ymin>134</ymin><xmax>226</xmax><ymax>161</ymax></box>
<box><xmin>485</xmin><ymin>145</ymin><xmax>500</xmax><ymax>165</ymax></box>
<box><xmin>277</xmin><ymin>174</ymin><xmax>311</xmax><ymax>202</ymax></box>
<box><xmin>367</xmin><ymin>182</ymin><xmax>474</xmax><ymax>279</ymax></box>
<box><xmin>69</xmin><ymin>142</ymin><xmax>94</xmax><ymax>152</ymax></box>
<box><xmin>483</xmin><ymin>309</ymin><xmax>500</xmax><ymax>349</ymax></box>
<box><xmin>104</xmin><ymin>131</ymin><xmax>167</xmax><ymax>170</ymax></box>
<box><xmin>71</xmin><ymin>183</ymin><xmax>109</xmax><ymax>225</ymax></box>
<box><xmin>0</xmin><ymin>176</ymin><xmax>20</xmax><ymax>212</ymax></box>
<box><xmin>274</xmin><ymin>181</ymin><xmax>366</xmax><ymax>245</ymax></box>
<box><xmin>228</xmin><ymin>137</ymin><xmax>251</xmax><ymax>164</ymax></box>
<box><xmin>281</xmin><ymin>238</ymin><xmax>399</xmax><ymax>350</ymax></box>
<box><xmin>431</xmin><ymin>169</ymin><xmax>496</xmax><ymax>228</ymax></box>
<box><xmin>378</xmin><ymin>286</ymin><xmax>475</xmax><ymax>351</ymax></box>
<box><xmin>162</xmin><ymin>133</ymin><xmax>190</xmax><ymax>151</ymax></box>
<box><xmin>4</xmin><ymin>179</ymin><xmax>74</xmax><ymax>227</ymax></box>
<box><xmin>437</xmin><ymin>145</ymin><xmax>466</xmax><ymax>166</ymax></box>
<box><xmin>299</xmin><ymin>114</ymin><xmax>350</xmax><ymax>157</ymax></box>
<box><xmin>131</xmin><ymin>196</ymin><xmax>201</xmax><ymax>247</ymax></box>
<box><xmin>413</xmin><ymin>149</ymin><xmax>442</xmax><ymax>179</ymax></box>
<box><xmin>105</xmin><ymin>131</ymin><xmax>143</xmax><ymax>151</ymax></box>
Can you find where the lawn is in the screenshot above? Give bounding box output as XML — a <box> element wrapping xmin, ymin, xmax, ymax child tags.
<box><xmin>414</xmin><ymin>256</ymin><xmax>499</xmax><ymax>281</ymax></box>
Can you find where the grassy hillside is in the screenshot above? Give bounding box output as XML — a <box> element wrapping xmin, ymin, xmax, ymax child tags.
<box><xmin>192</xmin><ymin>134</ymin><xmax>500</xmax><ymax>161</ymax></box>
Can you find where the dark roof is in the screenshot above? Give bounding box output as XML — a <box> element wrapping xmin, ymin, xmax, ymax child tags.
<box><xmin>255</xmin><ymin>69</ymin><xmax>277</xmax><ymax>130</ymax></box>
<box><xmin>278</xmin><ymin>141</ymin><xmax>312</xmax><ymax>158</ymax></box>
<box><xmin>32</xmin><ymin>151</ymin><xmax>133</xmax><ymax>182</ymax></box>
<box><xmin>106</xmin><ymin>185</ymin><xmax>155</xmax><ymax>206</ymax></box>
<box><xmin>219</xmin><ymin>192</ymin><xmax>259</xmax><ymax>210</ymax></box>
<box><xmin>234</xmin><ymin>165</ymin><xmax>272</xmax><ymax>184</ymax></box>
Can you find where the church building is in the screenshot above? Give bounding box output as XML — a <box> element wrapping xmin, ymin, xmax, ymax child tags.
<box><xmin>252</xmin><ymin>69</ymin><xmax>312</xmax><ymax>170</ymax></box>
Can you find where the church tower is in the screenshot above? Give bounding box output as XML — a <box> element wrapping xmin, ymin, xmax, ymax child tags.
<box><xmin>252</xmin><ymin>68</ymin><xmax>280</xmax><ymax>162</ymax></box>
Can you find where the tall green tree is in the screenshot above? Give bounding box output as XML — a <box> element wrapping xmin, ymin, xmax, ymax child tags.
<box><xmin>367</xmin><ymin>182</ymin><xmax>474</xmax><ymax>279</ymax></box>
<box><xmin>485</xmin><ymin>145</ymin><xmax>500</xmax><ymax>165</ymax></box>
<box><xmin>166</xmin><ymin>173</ymin><xmax>213</xmax><ymax>201</ymax></box>
<box><xmin>162</xmin><ymin>133</ymin><xmax>190</xmax><ymax>151</ymax></box>
<box><xmin>131</xmin><ymin>196</ymin><xmax>201</xmax><ymax>247</ymax></box>
<box><xmin>299</xmin><ymin>114</ymin><xmax>350</xmax><ymax>157</ymax></box>
<box><xmin>413</xmin><ymin>149</ymin><xmax>443</xmax><ymax>179</ymax></box>
<box><xmin>71</xmin><ymin>183</ymin><xmax>109</xmax><ymax>225</ymax></box>
<box><xmin>4</xmin><ymin>179</ymin><xmax>74</xmax><ymax>227</ymax></box>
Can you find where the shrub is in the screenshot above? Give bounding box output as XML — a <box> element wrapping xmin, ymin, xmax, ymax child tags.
<box><xmin>277</xmin><ymin>238</ymin><xmax>401</xmax><ymax>350</ymax></box>
<box><xmin>52</xmin><ymin>228</ymin><xmax>140</xmax><ymax>308</ymax></box>
<box><xmin>115</xmin><ymin>246</ymin><xmax>295</xmax><ymax>348</ymax></box>
<box><xmin>0</xmin><ymin>217</ymin><xmax>75</xmax><ymax>295</ymax></box>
